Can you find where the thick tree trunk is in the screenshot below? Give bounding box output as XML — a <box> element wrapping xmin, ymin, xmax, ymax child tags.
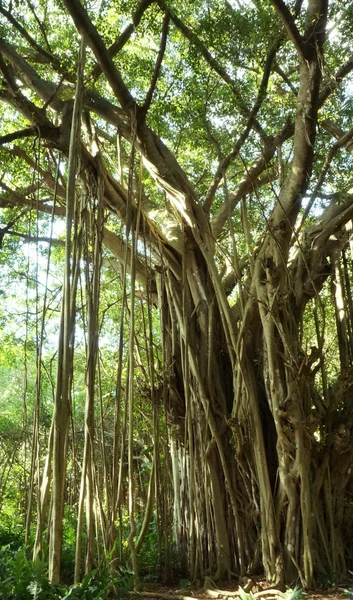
<box><xmin>160</xmin><ymin>216</ymin><xmax>353</xmax><ymax>585</ymax></box>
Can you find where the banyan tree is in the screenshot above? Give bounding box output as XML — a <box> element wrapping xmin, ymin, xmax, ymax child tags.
<box><xmin>1</xmin><ymin>0</ymin><xmax>353</xmax><ymax>588</ymax></box>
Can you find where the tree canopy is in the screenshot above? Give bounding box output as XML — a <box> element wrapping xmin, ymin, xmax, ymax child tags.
<box><xmin>1</xmin><ymin>0</ymin><xmax>353</xmax><ymax>594</ymax></box>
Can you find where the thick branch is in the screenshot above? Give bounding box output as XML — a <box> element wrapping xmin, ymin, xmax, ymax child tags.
<box><xmin>0</xmin><ymin>127</ymin><xmax>37</xmax><ymax>145</ymax></box>
<box><xmin>0</xmin><ymin>88</ymin><xmax>52</xmax><ymax>127</ymax></box>
<box><xmin>103</xmin><ymin>227</ymin><xmax>156</xmax><ymax>293</ymax></box>
<box><xmin>319</xmin><ymin>56</ymin><xmax>353</xmax><ymax>105</ymax></box>
<box><xmin>211</xmin><ymin>121</ymin><xmax>294</xmax><ymax>238</ymax></box>
<box><xmin>4</xmin><ymin>230</ymin><xmax>65</xmax><ymax>246</ymax></box>
<box><xmin>269</xmin><ymin>0</ymin><xmax>305</xmax><ymax>60</ymax></box>
<box><xmin>0</xmin><ymin>179</ymin><xmax>156</xmax><ymax>293</ymax></box>
<box><xmin>62</xmin><ymin>0</ymin><xmax>137</xmax><ymax>114</ymax></box>
<box><xmin>296</xmin><ymin>124</ymin><xmax>353</xmax><ymax>233</ymax></box>
<box><xmin>312</xmin><ymin>194</ymin><xmax>353</xmax><ymax>253</ymax></box>
<box><xmin>274</xmin><ymin>64</ymin><xmax>298</xmax><ymax>94</ymax></box>
<box><xmin>0</xmin><ymin>37</ymin><xmax>62</xmax><ymax>110</ymax></box>
<box><xmin>321</xmin><ymin>119</ymin><xmax>353</xmax><ymax>154</ymax></box>
<box><xmin>0</xmin><ymin>182</ymin><xmax>65</xmax><ymax>216</ymax></box>
<box><xmin>89</xmin><ymin>0</ymin><xmax>154</xmax><ymax>81</ymax></box>
<box><xmin>262</xmin><ymin>0</ymin><xmax>328</xmax><ymax>240</ymax></box>
<box><xmin>11</xmin><ymin>146</ymin><xmax>66</xmax><ymax>198</ymax></box>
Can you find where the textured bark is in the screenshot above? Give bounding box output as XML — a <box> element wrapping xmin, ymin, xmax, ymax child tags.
<box><xmin>2</xmin><ymin>0</ymin><xmax>353</xmax><ymax>586</ymax></box>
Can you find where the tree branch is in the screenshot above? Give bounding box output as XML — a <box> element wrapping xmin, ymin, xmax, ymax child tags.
<box><xmin>319</xmin><ymin>56</ymin><xmax>353</xmax><ymax>105</ymax></box>
<box><xmin>89</xmin><ymin>0</ymin><xmax>154</xmax><ymax>81</ymax></box>
<box><xmin>0</xmin><ymin>127</ymin><xmax>37</xmax><ymax>145</ymax></box>
<box><xmin>0</xmin><ymin>179</ymin><xmax>66</xmax><ymax>214</ymax></box>
<box><xmin>141</xmin><ymin>11</ymin><xmax>169</xmax><ymax>117</ymax></box>
<box><xmin>274</xmin><ymin>63</ymin><xmax>298</xmax><ymax>95</ymax></box>
<box><xmin>204</xmin><ymin>36</ymin><xmax>282</xmax><ymax>212</ymax></box>
<box><xmin>311</xmin><ymin>193</ymin><xmax>353</xmax><ymax>254</ymax></box>
<box><xmin>156</xmin><ymin>0</ymin><xmax>267</xmax><ymax>140</ymax></box>
<box><xmin>295</xmin><ymin>124</ymin><xmax>353</xmax><ymax>235</ymax></box>
<box><xmin>269</xmin><ymin>0</ymin><xmax>306</xmax><ymax>60</ymax></box>
<box><xmin>0</xmin><ymin>3</ymin><xmax>61</xmax><ymax>70</ymax></box>
<box><xmin>0</xmin><ymin>37</ymin><xmax>63</xmax><ymax>111</ymax></box>
<box><xmin>4</xmin><ymin>230</ymin><xmax>66</xmax><ymax>246</ymax></box>
<box><xmin>321</xmin><ymin>119</ymin><xmax>353</xmax><ymax>154</ymax></box>
<box><xmin>211</xmin><ymin>121</ymin><xmax>294</xmax><ymax>238</ymax></box>
<box><xmin>261</xmin><ymin>0</ymin><xmax>328</xmax><ymax>242</ymax></box>
<box><xmin>62</xmin><ymin>0</ymin><xmax>137</xmax><ymax>114</ymax></box>
<box><xmin>24</xmin><ymin>0</ymin><xmax>52</xmax><ymax>52</ymax></box>
<box><xmin>211</xmin><ymin>7</ymin><xmax>349</xmax><ymax>241</ymax></box>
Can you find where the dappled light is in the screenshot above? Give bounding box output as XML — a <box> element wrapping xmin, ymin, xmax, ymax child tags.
<box><xmin>0</xmin><ymin>0</ymin><xmax>353</xmax><ymax>599</ymax></box>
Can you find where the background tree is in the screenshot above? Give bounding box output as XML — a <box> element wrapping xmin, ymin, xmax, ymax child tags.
<box><xmin>0</xmin><ymin>0</ymin><xmax>353</xmax><ymax>589</ymax></box>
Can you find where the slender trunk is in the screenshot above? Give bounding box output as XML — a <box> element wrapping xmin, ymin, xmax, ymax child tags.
<box><xmin>49</xmin><ymin>37</ymin><xmax>85</xmax><ymax>584</ymax></box>
<box><xmin>75</xmin><ymin>165</ymin><xmax>103</xmax><ymax>581</ymax></box>
<box><xmin>33</xmin><ymin>422</ymin><xmax>54</xmax><ymax>560</ymax></box>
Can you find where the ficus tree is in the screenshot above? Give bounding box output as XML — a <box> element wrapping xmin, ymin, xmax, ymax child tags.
<box><xmin>0</xmin><ymin>0</ymin><xmax>353</xmax><ymax>589</ymax></box>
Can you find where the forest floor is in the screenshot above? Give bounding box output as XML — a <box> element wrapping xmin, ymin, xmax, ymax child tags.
<box><xmin>132</xmin><ymin>579</ymin><xmax>353</xmax><ymax>600</ymax></box>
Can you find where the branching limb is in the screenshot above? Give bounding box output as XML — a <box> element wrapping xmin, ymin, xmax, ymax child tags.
<box><xmin>211</xmin><ymin>121</ymin><xmax>294</xmax><ymax>238</ymax></box>
<box><xmin>24</xmin><ymin>0</ymin><xmax>52</xmax><ymax>52</ymax></box>
<box><xmin>293</xmin><ymin>0</ymin><xmax>305</xmax><ymax>17</ymax></box>
<box><xmin>0</xmin><ymin>88</ymin><xmax>51</xmax><ymax>128</ymax></box>
<box><xmin>0</xmin><ymin>186</ymin><xmax>65</xmax><ymax>215</ymax></box>
<box><xmin>319</xmin><ymin>56</ymin><xmax>353</xmax><ymax>105</ymax></box>
<box><xmin>274</xmin><ymin>63</ymin><xmax>298</xmax><ymax>95</ymax></box>
<box><xmin>0</xmin><ymin>52</ymin><xmax>20</xmax><ymax>93</ymax></box>
<box><xmin>156</xmin><ymin>0</ymin><xmax>267</xmax><ymax>140</ymax></box>
<box><xmin>0</xmin><ymin>37</ymin><xmax>63</xmax><ymax>111</ymax></box>
<box><xmin>0</xmin><ymin>208</ymin><xmax>27</xmax><ymax>246</ymax></box>
<box><xmin>0</xmin><ymin>3</ymin><xmax>61</xmax><ymax>70</ymax></box>
<box><xmin>312</xmin><ymin>193</ymin><xmax>353</xmax><ymax>253</ymax></box>
<box><xmin>89</xmin><ymin>0</ymin><xmax>154</xmax><ymax>81</ymax></box>
<box><xmin>203</xmin><ymin>36</ymin><xmax>282</xmax><ymax>212</ymax></box>
<box><xmin>269</xmin><ymin>0</ymin><xmax>305</xmax><ymax>60</ymax></box>
<box><xmin>296</xmin><ymin>124</ymin><xmax>353</xmax><ymax>234</ymax></box>
<box><xmin>141</xmin><ymin>11</ymin><xmax>169</xmax><ymax>118</ymax></box>
<box><xmin>11</xmin><ymin>147</ymin><xmax>66</xmax><ymax>198</ymax></box>
<box><xmin>210</xmin><ymin>48</ymin><xmax>353</xmax><ymax>237</ymax></box>
<box><xmin>321</xmin><ymin>118</ymin><xmax>353</xmax><ymax>154</ymax></box>
<box><xmin>62</xmin><ymin>0</ymin><xmax>137</xmax><ymax>114</ymax></box>
<box><xmin>0</xmin><ymin>127</ymin><xmax>37</xmax><ymax>145</ymax></box>
<box><xmin>261</xmin><ymin>0</ymin><xmax>328</xmax><ymax>240</ymax></box>
<box><xmin>4</xmin><ymin>230</ymin><xmax>65</xmax><ymax>246</ymax></box>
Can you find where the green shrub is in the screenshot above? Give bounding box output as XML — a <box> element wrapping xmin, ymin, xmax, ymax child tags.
<box><xmin>0</xmin><ymin>544</ymin><xmax>132</xmax><ymax>599</ymax></box>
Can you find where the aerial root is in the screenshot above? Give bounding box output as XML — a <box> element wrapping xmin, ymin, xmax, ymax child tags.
<box><xmin>132</xmin><ymin>579</ymin><xmax>286</xmax><ymax>600</ymax></box>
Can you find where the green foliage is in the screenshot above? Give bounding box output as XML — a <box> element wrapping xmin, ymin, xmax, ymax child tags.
<box><xmin>59</xmin><ymin>568</ymin><xmax>127</xmax><ymax>600</ymax></box>
<box><xmin>238</xmin><ymin>587</ymin><xmax>256</xmax><ymax>600</ymax></box>
<box><xmin>285</xmin><ymin>587</ymin><xmax>307</xmax><ymax>600</ymax></box>
<box><xmin>0</xmin><ymin>543</ymin><xmax>132</xmax><ymax>600</ymax></box>
<box><xmin>0</xmin><ymin>545</ymin><xmax>59</xmax><ymax>600</ymax></box>
<box><xmin>0</xmin><ymin>523</ymin><xmax>24</xmax><ymax>549</ymax></box>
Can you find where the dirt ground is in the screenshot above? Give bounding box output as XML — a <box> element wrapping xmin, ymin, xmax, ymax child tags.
<box><xmin>135</xmin><ymin>580</ymin><xmax>353</xmax><ymax>600</ymax></box>
<box><xmin>301</xmin><ymin>591</ymin><xmax>349</xmax><ymax>599</ymax></box>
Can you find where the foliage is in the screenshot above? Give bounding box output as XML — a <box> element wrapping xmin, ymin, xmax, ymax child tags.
<box><xmin>285</xmin><ymin>588</ymin><xmax>307</xmax><ymax>600</ymax></box>
<box><xmin>0</xmin><ymin>543</ymin><xmax>132</xmax><ymax>600</ymax></box>
<box><xmin>1</xmin><ymin>0</ymin><xmax>353</xmax><ymax>590</ymax></box>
